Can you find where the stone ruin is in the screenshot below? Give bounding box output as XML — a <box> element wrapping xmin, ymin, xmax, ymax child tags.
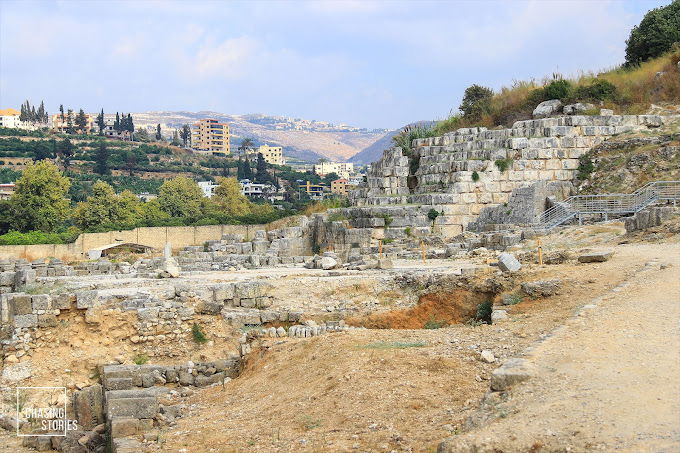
<box><xmin>346</xmin><ymin>113</ymin><xmax>680</xmax><ymax>237</ymax></box>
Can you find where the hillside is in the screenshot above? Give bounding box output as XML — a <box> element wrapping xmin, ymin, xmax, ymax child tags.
<box><xmin>350</xmin><ymin>121</ymin><xmax>436</xmax><ymax>165</ymax></box>
<box><xmin>133</xmin><ymin>111</ymin><xmax>388</xmax><ymax>163</ymax></box>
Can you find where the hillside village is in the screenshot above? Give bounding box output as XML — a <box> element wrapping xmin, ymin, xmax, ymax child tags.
<box><xmin>0</xmin><ymin>1</ymin><xmax>679</xmax><ymax>453</ymax></box>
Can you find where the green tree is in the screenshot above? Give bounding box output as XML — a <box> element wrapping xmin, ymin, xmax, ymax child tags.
<box><xmin>96</xmin><ymin>109</ymin><xmax>106</xmax><ymax>135</ymax></box>
<box><xmin>255</xmin><ymin>153</ymin><xmax>270</xmax><ymax>183</ymax></box>
<box><xmin>75</xmin><ymin>109</ymin><xmax>88</xmax><ymax>133</ymax></box>
<box><xmin>126</xmin><ymin>114</ymin><xmax>134</xmax><ymax>132</ymax></box>
<box><xmin>212</xmin><ymin>177</ymin><xmax>252</xmax><ymax>216</ymax></box>
<box><xmin>33</xmin><ymin>141</ymin><xmax>53</xmax><ymax>161</ymax></box>
<box><xmin>37</xmin><ymin>101</ymin><xmax>47</xmax><ymax>124</ymax></box>
<box><xmin>66</xmin><ymin>109</ymin><xmax>75</xmax><ymax>134</ymax></box>
<box><xmin>73</xmin><ymin>181</ymin><xmax>143</xmax><ymax>229</ymax></box>
<box><xmin>625</xmin><ymin>0</ymin><xmax>680</xmax><ymax>66</ymax></box>
<box><xmin>155</xmin><ymin>124</ymin><xmax>162</xmax><ymax>140</ymax></box>
<box><xmin>459</xmin><ymin>84</ymin><xmax>494</xmax><ymax>120</ymax></box>
<box><xmin>171</xmin><ymin>130</ymin><xmax>181</xmax><ymax>146</ymax></box>
<box><xmin>179</xmin><ymin>124</ymin><xmax>191</xmax><ymax>147</ymax></box>
<box><xmin>114</xmin><ymin>112</ymin><xmax>121</xmax><ymax>131</ymax></box>
<box><xmin>238</xmin><ymin>137</ymin><xmax>254</xmax><ymax>158</ymax></box>
<box><xmin>125</xmin><ymin>150</ymin><xmax>137</xmax><ymax>176</ymax></box>
<box><xmin>9</xmin><ymin>160</ymin><xmax>70</xmax><ymax>232</ymax></box>
<box><xmin>57</xmin><ymin>138</ymin><xmax>75</xmax><ymax>171</ymax></box>
<box><xmin>94</xmin><ymin>142</ymin><xmax>110</xmax><ymax>175</ymax></box>
<box><xmin>157</xmin><ymin>176</ymin><xmax>203</xmax><ymax>218</ymax></box>
<box><xmin>59</xmin><ymin>104</ymin><xmax>65</xmax><ymax>123</ymax></box>
<box><xmin>140</xmin><ymin>199</ymin><xmax>170</xmax><ymax>224</ymax></box>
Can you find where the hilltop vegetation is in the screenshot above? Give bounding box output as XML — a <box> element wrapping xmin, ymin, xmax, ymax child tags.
<box><xmin>426</xmin><ymin>1</ymin><xmax>680</xmax><ymax>136</ymax></box>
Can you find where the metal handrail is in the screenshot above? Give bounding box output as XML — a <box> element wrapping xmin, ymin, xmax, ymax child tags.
<box><xmin>533</xmin><ymin>181</ymin><xmax>680</xmax><ymax>231</ymax></box>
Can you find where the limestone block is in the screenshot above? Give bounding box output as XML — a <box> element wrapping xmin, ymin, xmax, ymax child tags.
<box><xmin>490</xmin><ymin>358</ymin><xmax>536</xmax><ymax>390</ymax></box>
<box><xmin>31</xmin><ymin>294</ymin><xmax>50</xmax><ymax>311</ymax></box>
<box><xmin>73</xmin><ymin>385</ymin><xmax>104</xmax><ymax>430</ymax></box>
<box><xmin>14</xmin><ymin>313</ymin><xmax>38</xmax><ymax>328</ymax></box>
<box><xmin>11</xmin><ymin>294</ymin><xmax>32</xmax><ymax>315</ymax></box>
<box><xmin>498</xmin><ymin>253</ymin><xmax>521</xmax><ymax>272</ymax></box>
<box><xmin>106</xmin><ymin>397</ymin><xmax>158</xmax><ymax>420</ymax></box>
<box><xmin>578</xmin><ymin>251</ymin><xmax>613</xmax><ymax>263</ymax></box>
<box><xmin>76</xmin><ymin>290</ymin><xmax>100</xmax><ymax>309</ymax></box>
<box><xmin>0</xmin><ymin>271</ymin><xmax>15</xmax><ymax>287</ymax></box>
<box><xmin>533</xmin><ymin>99</ymin><xmax>562</xmax><ymax>118</ymax></box>
<box><xmin>37</xmin><ymin>314</ymin><xmax>57</xmax><ymax>327</ymax></box>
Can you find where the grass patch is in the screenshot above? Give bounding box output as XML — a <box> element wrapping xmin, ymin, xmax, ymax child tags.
<box><xmin>300</xmin><ymin>415</ymin><xmax>322</xmax><ymax>431</ymax></box>
<box><xmin>502</xmin><ymin>293</ymin><xmax>523</xmax><ymax>306</ymax></box>
<box><xmin>327</xmin><ymin>211</ymin><xmax>348</xmax><ymax>222</ymax></box>
<box><xmin>133</xmin><ymin>353</ymin><xmax>149</xmax><ymax>365</ymax></box>
<box><xmin>360</xmin><ymin>341</ymin><xmax>426</xmax><ymax>349</ymax></box>
<box><xmin>191</xmin><ymin>323</ymin><xmax>208</xmax><ymax>344</ymax></box>
<box><xmin>494</xmin><ymin>158</ymin><xmax>513</xmax><ymax>173</ymax></box>
<box><xmin>423</xmin><ymin>317</ymin><xmax>448</xmax><ymax>329</ymax></box>
<box><xmin>382</xmin><ymin>238</ymin><xmax>394</xmax><ymax>244</ymax></box>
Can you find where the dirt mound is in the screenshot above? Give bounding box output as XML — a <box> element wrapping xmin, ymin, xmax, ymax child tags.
<box><xmin>346</xmin><ymin>289</ymin><xmax>488</xmax><ymax>329</ymax></box>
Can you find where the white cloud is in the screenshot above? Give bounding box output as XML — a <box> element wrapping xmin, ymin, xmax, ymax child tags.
<box><xmin>192</xmin><ymin>36</ymin><xmax>260</xmax><ymax>79</ymax></box>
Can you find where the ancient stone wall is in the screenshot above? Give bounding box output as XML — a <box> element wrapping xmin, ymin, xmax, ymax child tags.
<box><xmin>349</xmin><ymin>114</ymin><xmax>680</xmax><ymax>236</ymax></box>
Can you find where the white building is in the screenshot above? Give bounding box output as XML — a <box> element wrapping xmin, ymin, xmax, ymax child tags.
<box><xmin>0</xmin><ymin>109</ymin><xmax>21</xmax><ymax>129</ymax></box>
<box><xmin>313</xmin><ymin>161</ymin><xmax>354</xmax><ymax>179</ymax></box>
<box><xmin>198</xmin><ymin>181</ymin><xmax>218</xmax><ymax>198</ymax></box>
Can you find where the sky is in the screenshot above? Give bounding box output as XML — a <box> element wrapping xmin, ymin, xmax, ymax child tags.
<box><xmin>0</xmin><ymin>0</ymin><xmax>670</xmax><ymax>130</ymax></box>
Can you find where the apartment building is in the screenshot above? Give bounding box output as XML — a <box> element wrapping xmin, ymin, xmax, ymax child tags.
<box><xmin>0</xmin><ymin>183</ymin><xmax>16</xmax><ymax>200</ymax></box>
<box><xmin>51</xmin><ymin>113</ymin><xmax>94</xmax><ymax>133</ymax></box>
<box><xmin>192</xmin><ymin>119</ymin><xmax>230</xmax><ymax>155</ymax></box>
<box><xmin>249</xmin><ymin>144</ymin><xmax>284</xmax><ymax>166</ymax></box>
<box><xmin>198</xmin><ymin>181</ymin><xmax>219</xmax><ymax>198</ymax></box>
<box><xmin>0</xmin><ymin>108</ymin><xmax>21</xmax><ymax>129</ymax></box>
<box><xmin>313</xmin><ymin>161</ymin><xmax>354</xmax><ymax>179</ymax></box>
<box><xmin>330</xmin><ymin>178</ymin><xmax>349</xmax><ymax>195</ymax></box>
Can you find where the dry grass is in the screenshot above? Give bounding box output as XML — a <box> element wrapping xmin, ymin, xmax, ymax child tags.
<box><xmin>436</xmin><ymin>48</ymin><xmax>680</xmax><ymax>133</ymax></box>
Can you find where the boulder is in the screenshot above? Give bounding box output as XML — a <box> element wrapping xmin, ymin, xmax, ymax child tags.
<box><xmin>490</xmin><ymin>358</ymin><xmax>536</xmax><ymax>391</ymax></box>
<box><xmin>532</xmin><ymin>99</ymin><xmax>562</xmax><ymax>118</ymax></box>
<box><xmin>563</xmin><ymin>102</ymin><xmax>594</xmax><ymax>115</ymax></box>
<box><xmin>158</xmin><ymin>257</ymin><xmax>180</xmax><ymax>278</ymax></box>
<box><xmin>491</xmin><ymin>309</ymin><xmax>508</xmax><ymax>323</ymax></box>
<box><xmin>521</xmin><ymin>279</ymin><xmax>561</xmax><ymax>297</ymax></box>
<box><xmin>480</xmin><ymin>350</ymin><xmax>496</xmax><ymax>363</ymax></box>
<box><xmin>320</xmin><ymin>256</ymin><xmax>338</xmax><ymax>270</ymax></box>
<box><xmin>578</xmin><ymin>251</ymin><xmax>613</xmax><ymax>263</ymax></box>
<box><xmin>497</xmin><ymin>253</ymin><xmax>521</xmax><ymax>272</ymax></box>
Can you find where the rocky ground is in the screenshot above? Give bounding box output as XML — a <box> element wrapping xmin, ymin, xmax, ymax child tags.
<box><xmin>1</xmin><ymin>219</ymin><xmax>678</xmax><ymax>452</ymax></box>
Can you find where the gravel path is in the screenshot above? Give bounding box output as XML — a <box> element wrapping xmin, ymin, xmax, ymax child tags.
<box><xmin>441</xmin><ymin>242</ymin><xmax>680</xmax><ymax>452</ymax></box>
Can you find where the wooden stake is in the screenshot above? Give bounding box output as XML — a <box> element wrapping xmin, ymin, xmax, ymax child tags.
<box><xmin>537</xmin><ymin>238</ymin><xmax>543</xmax><ymax>266</ymax></box>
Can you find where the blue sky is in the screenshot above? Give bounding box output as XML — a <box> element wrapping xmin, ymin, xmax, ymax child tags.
<box><xmin>0</xmin><ymin>0</ymin><xmax>670</xmax><ymax>129</ymax></box>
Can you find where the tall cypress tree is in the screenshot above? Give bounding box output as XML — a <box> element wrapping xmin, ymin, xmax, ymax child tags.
<box><xmin>59</xmin><ymin>104</ymin><xmax>65</xmax><ymax>122</ymax></box>
<box><xmin>66</xmin><ymin>109</ymin><xmax>75</xmax><ymax>134</ymax></box>
<box><xmin>30</xmin><ymin>105</ymin><xmax>37</xmax><ymax>122</ymax></box>
<box><xmin>255</xmin><ymin>153</ymin><xmax>268</xmax><ymax>183</ymax></box>
<box><xmin>94</xmin><ymin>142</ymin><xmax>110</xmax><ymax>175</ymax></box>
<box><xmin>75</xmin><ymin>109</ymin><xmax>88</xmax><ymax>133</ymax></box>
<box><xmin>37</xmin><ymin>101</ymin><xmax>46</xmax><ymax>124</ymax></box>
<box><xmin>155</xmin><ymin>124</ymin><xmax>162</xmax><ymax>140</ymax></box>
<box><xmin>114</xmin><ymin>112</ymin><xmax>120</xmax><ymax>131</ymax></box>
<box><xmin>96</xmin><ymin>109</ymin><xmax>105</xmax><ymax>135</ymax></box>
<box><xmin>127</xmin><ymin>114</ymin><xmax>134</xmax><ymax>132</ymax></box>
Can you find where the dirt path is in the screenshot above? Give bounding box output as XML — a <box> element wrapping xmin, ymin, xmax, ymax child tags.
<box><xmin>441</xmin><ymin>242</ymin><xmax>680</xmax><ymax>452</ymax></box>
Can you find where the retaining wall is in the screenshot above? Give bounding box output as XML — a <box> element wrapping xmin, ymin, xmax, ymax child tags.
<box><xmin>0</xmin><ymin>224</ymin><xmax>267</xmax><ymax>262</ymax></box>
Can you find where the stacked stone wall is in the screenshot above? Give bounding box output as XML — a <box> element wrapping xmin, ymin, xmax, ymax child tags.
<box><xmin>350</xmin><ymin>114</ymin><xmax>680</xmax><ymax>236</ymax></box>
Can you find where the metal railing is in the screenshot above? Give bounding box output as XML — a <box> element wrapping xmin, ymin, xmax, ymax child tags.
<box><xmin>533</xmin><ymin>181</ymin><xmax>680</xmax><ymax>232</ymax></box>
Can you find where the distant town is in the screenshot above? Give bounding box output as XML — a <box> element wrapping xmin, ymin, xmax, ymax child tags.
<box><xmin>0</xmin><ymin>102</ymin><xmax>366</xmax><ymax>206</ymax></box>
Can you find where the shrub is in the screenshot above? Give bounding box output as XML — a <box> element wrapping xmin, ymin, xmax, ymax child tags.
<box><xmin>191</xmin><ymin>323</ymin><xmax>208</xmax><ymax>344</ymax></box>
<box><xmin>392</xmin><ymin>125</ymin><xmax>436</xmax><ymax>156</ymax></box>
<box><xmin>543</xmin><ymin>79</ymin><xmax>572</xmax><ymax>99</ymax></box>
<box><xmin>495</xmin><ymin>158</ymin><xmax>513</xmax><ymax>173</ymax></box>
<box><xmin>381</xmin><ymin>214</ymin><xmax>393</xmax><ymax>227</ymax></box>
<box><xmin>382</xmin><ymin>238</ymin><xmax>394</xmax><ymax>244</ymax></box>
<box><xmin>475</xmin><ymin>300</ymin><xmax>493</xmax><ymax>324</ymax></box>
<box><xmin>427</xmin><ymin>208</ymin><xmax>440</xmax><ymax>223</ymax></box>
<box><xmin>577</xmin><ymin>154</ymin><xmax>595</xmax><ymax>180</ymax></box>
<box><xmin>0</xmin><ymin>229</ymin><xmax>81</xmax><ymax>245</ymax></box>
<box><xmin>460</xmin><ymin>84</ymin><xmax>494</xmax><ymax>120</ymax></box>
<box><xmin>572</xmin><ymin>79</ymin><xmax>618</xmax><ymax>102</ymax></box>
<box><xmin>404</xmin><ymin>227</ymin><xmax>412</xmax><ymax>237</ymax></box>
<box><xmin>471</xmin><ymin>171</ymin><xmax>480</xmax><ymax>182</ymax></box>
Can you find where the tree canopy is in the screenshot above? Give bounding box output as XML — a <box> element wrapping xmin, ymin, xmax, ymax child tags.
<box><xmin>9</xmin><ymin>161</ymin><xmax>71</xmax><ymax>232</ymax></box>
<box><xmin>212</xmin><ymin>177</ymin><xmax>252</xmax><ymax>216</ymax></box>
<box><xmin>157</xmin><ymin>176</ymin><xmax>203</xmax><ymax>218</ymax></box>
<box><xmin>625</xmin><ymin>0</ymin><xmax>680</xmax><ymax>66</ymax></box>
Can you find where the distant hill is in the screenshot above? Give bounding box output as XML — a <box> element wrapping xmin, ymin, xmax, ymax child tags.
<box><xmin>349</xmin><ymin>129</ymin><xmax>399</xmax><ymax>165</ymax></box>
<box><xmin>350</xmin><ymin>121</ymin><xmax>436</xmax><ymax>165</ymax></box>
<box><xmin>132</xmin><ymin>111</ymin><xmax>388</xmax><ymax>163</ymax></box>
